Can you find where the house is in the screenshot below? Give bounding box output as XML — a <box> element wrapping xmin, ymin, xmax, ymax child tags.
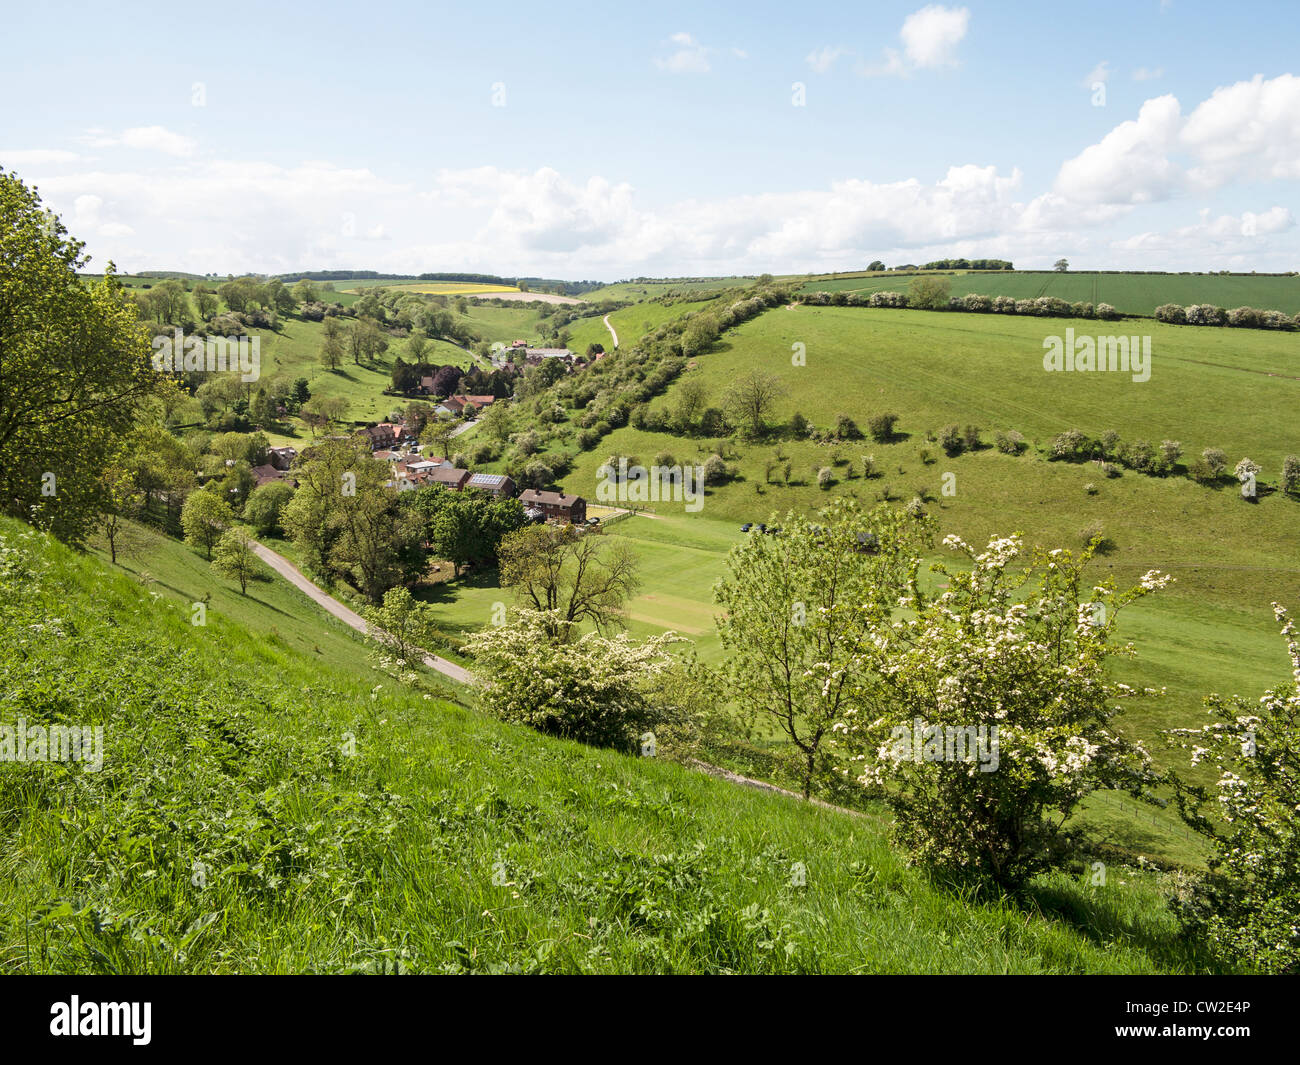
<box><xmin>462</xmin><ymin>394</ymin><xmax>496</xmax><ymax>409</ymax></box>
<box><xmin>373</xmin><ymin>449</ymin><xmax>401</xmax><ymax>463</ymax></box>
<box><xmin>420</xmin><ymin>375</ymin><xmax>436</xmax><ymax>393</ymax></box>
<box><xmin>518</xmin><ymin>488</ymin><xmax>586</xmax><ymax>524</ymax></box>
<box><xmin>436</xmin><ymin>395</ymin><xmax>468</xmax><ymax>417</ymax></box>
<box><xmin>356</xmin><ymin>424</ymin><xmax>398</xmax><ymax>451</ymax></box>
<box><xmin>250</xmin><ymin>464</ymin><xmax>288</xmax><ymax>488</ymax></box>
<box><xmin>466</xmin><ymin>472</ymin><xmax>515</xmax><ymax>499</ymax></box>
<box><xmin>429</xmin><ymin>467</ymin><xmax>471</xmax><ymax>491</ymax></box>
<box><xmin>524</xmin><ymin>347</ymin><xmax>573</xmax><ymax>364</ymax></box>
<box><xmin>267</xmin><ymin>446</ymin><xmax>297</xmax><ymax>471</ymax></box>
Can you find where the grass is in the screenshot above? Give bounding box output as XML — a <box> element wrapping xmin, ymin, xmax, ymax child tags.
<box><xmin>798</xmin><ymin>270</ymin><xmax>1300</xmax><ymax>316</ymax></box>
<box><xmin>0</xmin><ymin>516</ymin><xmax>1220</xmax><ymax>973</ymax></box>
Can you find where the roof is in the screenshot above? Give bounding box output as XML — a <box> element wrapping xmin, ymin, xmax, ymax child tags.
<box><xmin>468</xmin><ymin>473</ymin><xmax>510</xmax><ymax>488</ymax></box>
<box><xmin>430</xmin><ymin>466</ymin><xmax>470</xmax><ymax>485</ymax></box>
<box><xmin>250</xmin><ymin>464</ymin><xmax>286</xmax><ymax>486</ymax></box>
<box><xmin>519</xmin><ymin>488</ymin><xmax>581</xmax><ymax>507</ymax></box>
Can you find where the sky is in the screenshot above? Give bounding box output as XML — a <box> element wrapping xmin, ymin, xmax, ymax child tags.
<box><xmin>2</xmin><ymin>0</ymin><xmax>1297</xmax><ymax>279</ymax></box>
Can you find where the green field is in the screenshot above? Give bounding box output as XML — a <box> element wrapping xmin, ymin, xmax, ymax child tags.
<box><xmin>563</xmin><ymin>298</ymin><xmax>714</xmax><ymax>355</ymax></box>
<box><xmin>799</xmin><ymin>270</ymin><xmax>1300</xmax><ymax>316</ymax></box>
<box><xmin>2</xmin><ymin>515</ymin><xmax>1216</xmax><ymax>973</ymax></box>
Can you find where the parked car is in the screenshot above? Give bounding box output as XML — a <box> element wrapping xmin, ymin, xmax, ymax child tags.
<box><xmin>741</xmin><ymin>522</ymin><xmax>752</xmax><ymax>532</ymax></box>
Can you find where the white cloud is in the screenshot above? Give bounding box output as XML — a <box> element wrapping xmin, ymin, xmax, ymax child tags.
<box><xmin>1055</xmin><ymin>75</ymin><xmax>1300</xmax><ymax>206</ymax></box>
<box><xmin>83</xmin><ymin>125</ymin><xmax>198</xmax><ymax>157</ymax></box>
<box><xmin>806</xmin><ymin>45</ymin><xmax>849</xmax><ymax>74</ymax></box>
<box><xmin>0</xmin><ymin>149</ymin><xmax>81</xmax><ymax>167</ymax></box>
<box><xmin>655</xmin><ymin>32</ymin><xmax>710</xmax><ymax>74</ymax></box>
<box><xmin>899</xmin><ymin>5</ymin><xmax>970</xmax><ymax>69</ymax></box>
<box><xmin>860</xmin><ymin>5</ymin><xmax>969</xmax><ymax>77</ymax></box>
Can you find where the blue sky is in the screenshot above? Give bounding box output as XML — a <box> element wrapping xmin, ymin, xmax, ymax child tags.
<box><xmin>2</xmin><ymin>0</ymin><xmax>1297</xmax><ymax>278</ymax></box>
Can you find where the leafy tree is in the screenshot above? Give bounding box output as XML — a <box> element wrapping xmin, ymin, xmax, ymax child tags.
<box><xmin>181</xmin><ymin>490</ymin><xmax>234</xmax><ymax>560</ymax></box>
<box><xmin>907</xmin><ymin>275</ymin><xmax>951</xmax><ymax>310</ymax></box>
<box><xmin>320</xmin><ymin>318</ymin><xmax>346</xmax><ymax>370</ymax></box>
<box><xmin>243</xmin><ymin>480</ymin><xmax>296</xmax><ymax>536</ymax></box>
<box><xmin>498</xmin><ymin>524</ymin><xmax>640</xmax><ymax>641</ymax></box>
<box><xmin>674</xmin><ymin>375</ymin><xmax>709</xmax><ymax>431</ymax></box>
<box><xmin>722</xmin><ymin>370</ymin><xmax>785</xmax><ymax>438</ymax></box>
<box><xmin>1054</xmin><ymin>258</ymin><xmax>1069</xmax><ymax>272</ymax></box>
<box><xmin>98</xmin><ymin>461</ymin><xmax>143</xmax><ymax>564</ymax></box>
<box><xmin>211</xmin><ymin>526</ymin><xmax>260</xmax><ymax>594</ymax></box>
<box><xmin>362</xmin><ymin>586</ymin><xmax>440</xmax><ymax>667</ymax></box>
<box><xmin>0</xmin><ymin>171</ymin><xmax>168</xmax><ymax>545</ymax></box>
<box><xmin>715</xmin><ymin>498</ymin><xmax>932</xmax><ymax>798</ymax></box>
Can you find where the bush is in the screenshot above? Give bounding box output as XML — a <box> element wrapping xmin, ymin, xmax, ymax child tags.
<box><xmin>1095</xmin><ymin>303</ymin><xmax>1119</xmax><ymax>320</ymax></box>
<box><xmin>703</xmin><ymin>454</ymin><xmax>728</xmax><ymax>486</ymax></box>
<box><xmin>868</xmin><ymin>412</ymin><xmax>899</xmax><ymax>443</ymax></box>
<box><xmin>1159</xmin><ymin>439</ymin><xmax>1182</xmax><ymax>471</ymax></box>
<box><xmin>1083</xmin><ymin>482</ymin><xmax>1098</xmax><ymax>495</ymax></box>
<box><xmin>1202</xmin><ymin>448</ymin><xmax>1227</xmax><ymax>475</ymax></box>
<box><xmin>816</xmin><ymin>466</ymin><xmax>834</xmax><ymax>489</ymax></box>
<box><xmin>465</xmin><ymin>610</ymin><xmax>684</xmax><ymax>753</ymax></box>
<box><xmin>908</xmin><ymin>276</ymin><xmax>951</xmax><ymax>310</ymax></box>
<box><xmin>1188</xmin><ymin>458</ymin><xmax>1217</xmax><ymax>485</ymax></box>
<box><xmin>835</xmin><ymin>414</ymin><xmax>862</xmax><ymax>439</ymax></box>
<box><xmin>1049</xmin><ymin>429</ymin><xmax>1090</xmax><ymax>461</ymax></box>
<box><xmin>1167</xmin><ymin>605</ymin><xmax>1300</xmax><ymax>973</ymax></box>
<box><xmin>1283</xmin><ymin>455</ymin><xmax>1300</xmax><ymax>495</ymax></box>
<box><xmin>994</xmin><ymin>429</ymin><xmax>1026</xmax><ymax>455</ymax></box>
<box><xmin>938</xmin><ymin>424</ymin><xmax>963</xmax><ymax>456</ymax></box>
<box><xmin>962</xmin><ymin>425</ymin><xmax>981</xmax><ymax>451</ymax></box>
<box><xmin>1185</xmin><ymin>303</ymin><xmax>1227</xmax><ymax>326</ymax></box>
<box><xmin>1122</xmin><ymin>439</ymin><xmax>1157</xmax><ymax>474</ymax></box>
<box><xmin>1154</xmin><ymin>303</ymin><xmax>1186</xmax><ymax>324</ymax></box>
<box><xmin>243</xmin><ymin>480</ymin><xmax>296</xmax><ymax>536</ymax></box>
<box><xmin>1099</xmin><ymin>462</ymin><xmax>1121</xmax><ymax>479</ymax></box>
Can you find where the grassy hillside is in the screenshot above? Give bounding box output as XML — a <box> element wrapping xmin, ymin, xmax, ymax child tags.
<box><xmin>0</xmin><ymin>517</ymin><xmax>1219</xmax><ymax>973</ymax></box>
<box><xmin>799</xmin><ymin>270</ymin><xmax>1300</xmax><ymax>316</ymax></box>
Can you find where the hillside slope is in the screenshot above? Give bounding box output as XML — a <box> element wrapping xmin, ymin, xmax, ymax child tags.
<box><xmin>0</xmin><ymin>518</ymin><xmax>1212</xmax><ymax>973</ymax></box>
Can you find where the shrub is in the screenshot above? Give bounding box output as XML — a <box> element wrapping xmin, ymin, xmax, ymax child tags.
<box><xmin>1099</xmin><ymin>462</ymin><xmax>1121</xmax><ymax>479</ymax></box>
<box><xmin>1159</xmin><ymin>439</ymin><xmax>1182</xmax><ymax>471</ymax></box>
<box><xmin>904</xmin><ymin>496</ymin><xmax>926</xmax><ymax>518</ymax></box>
<box><xmin>908</xmin><ymin>276</ymin><xmax>951</xmax><ymax>310</ymax></box>
<box><xmin>835</xmin><ymin>414</ymin><xmax>862</xmax><ymax>439</ymax></box>
<box><xmin>703</xmin><ymin>454</ymin><xmax>728</xmax><ymax>486</ymax></box>
<box><xmin>1122</xmin><ymin>439</ymin><xmax>1157</xmax><ymax>474</ymax></box>
<box><xmin>465</xmin><ymin>609</ymin><xmax>684</xmax><ymax>753</ymax></box>
<box><xmin>867</xmin><ymin>412</ymin><xmax>899</xmax><ymax>443</ymax></box>
<box><xmin>1049</xmin><ymin>429</ymin><xmax>1090</xmax><ymax>461</ymax></box>
<box><xmin>1188</xmin><ymin>458</ymin><xmax>1217</xmax><ymax>485</ymax></box>
<box><xmin>1185</xmin><ymin>303</ymin><xmax>1227</xmax><ymax>326</ymax></box>
<box><xmin>1154</xmin><ymin>303</ymin><xmax>1186</xmax><ymax>324</ymax></box>
<box><xmin>938</xmin><ymin>424</ymin><xmax>963</xmax><ymax>456</ymax></box>
<box><xmin>1167</xmin><ymin>605</ymin><xmax>1300</xmax><ymax>973</ymax></box>
<box><xmin>861</xmin><ymin>454</ymin><xmax>876</xmax><ymax>479</ymax></box>
<box><xmin>1202</xmin><ymin>448</ymin><xmax>1227</xmax><ymax>475</ymax></box>
<box><xmin>961</xmin><ymin>293</ymin><xmax>992</xmax><ymax>313</ymax></box>
<box><xmin>1283</xmin><ymin>455</ymin><xmax>1300</xmax><ymax>495</ymax></box>
<box><xmin>1227</xmin><ymin>306</ymin><xmax>1262</xmax><ymax>328</ymax></box>
<box><xmin>1083</xmin><ymin>482</ymin><xmax>1098</xmax><ymax>495</ymax></box>
<box><xmin>817</xmin><ymin>466</ymin><xmax>834</xmax><ymax>489</ymax></box>
<box><xmin>1099</xmin><ymin>430</ymin><xmax>1124</xmax><ymax>461</ymax></box>
<box><xmin>962</xmin><ymin>425</ymin><xmax>981</xmax><ymax>451</ymax></box>
<box><xmin>837</xmin><ymin>533</ymin><xmax>1168</xmax><ymax>887</ymax></box>
<box><xmin>918</xmin><ymin>447</ymin><xmax>934</xmax><ymax>465</ymax></box>
<box><xmin>1095</xmin><ymin>303</ymin><xmax>1119</xmax><ymax>320</ymax></box>
<box><xmin>994</xmin><ymin>430</ymin><xmax>1026</xmax><ymax>455</ymax></box>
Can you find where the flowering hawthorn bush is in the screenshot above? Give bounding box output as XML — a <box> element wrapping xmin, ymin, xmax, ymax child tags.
<box><xmin>1166</xmin><ymin>604</ymin><xmax>1300</xmax><ymax>974</ymax></box>
<box><xmin>465</xmin><ymin>608</ymin><xmax>685</xmax><ymax>753</ymax></box>
<box><xmin>833</xmin><ymin>533</ymin><xmax>1171</xmax><ymax>888</ymax></box>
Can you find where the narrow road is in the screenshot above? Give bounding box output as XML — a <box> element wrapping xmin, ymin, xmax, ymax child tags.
<box><xmin>603</xmin><ymin>314</ymin><xmax>619</xmax><ymax>349</ymax></box>
<box><xmin>249</xmin><ymin>540</ymin><xmax>474</xmax><ymax>685</ymax></box>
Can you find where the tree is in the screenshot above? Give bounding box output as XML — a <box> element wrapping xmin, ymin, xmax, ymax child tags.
<box><xmin>837</xmin><ymin>533</ymin><xmax>1170</xmax><ymax>887</ymax></box>
<box><xmin>243</xmin><ymin>480</ymin><xmax>296</xmax><ymax>536</ymax></box>
<box><xmin>907</xmin><ymin>275</ymin><xmax>950</xmax><ymax>310</ymax></box>
<box><xmin>674</xmin><ymin>375</ymin><xmax>709</xmax><ymax>432</ymax></box>
<box><xmin>714</xmin><ymin>498</ymin><xmax>932</xmax><ymax>798</ymax></box>
<box><xmin>723</xmin><ymin>370</ymin><xmax>785</xmax><ymax>438</ymax></box>
<box><xmin>211</xmin><ymin>526</ymin><xmax>259</xmax><ymax>594</ymax></box>
<box><xmin>320</xmin><ymin>318</ymin><xmax>346</xmax><ymax>370</ymax></box>
<box><xmin>0</xmin><ymin>171</ymin><xmax>168</xmax><ymax>546</ymax></box>
<box><xmin>1054</xmin><ymin>258</ymin><xmax>1069</xmax><ymax>272</ymax></box>
<box><xmin>291</xmin><ymin>278</ymin><xmax>319</xmax><ymax>305</ymax></box>
<box><xmin>1282</xmin><ymin>455</ymin><xmax>1300</xmax><ymax>496</ymax></box>
<box><xmin>193</xmin><ymin>283</ymin><xmax>219</xmax><ymax>319</ymax></box>
<box><xmin>98</xmin><ymin>461</ymin><xmax>143</xmax><ymax>564</ymax></box>
<box><xmin>465</xmin><ymin>609</ymin><xmax>684</xmax><ymax>752</ymax></box>
<box><xmin>362</xmin><ymin>586</ymin><xmax>440</xmax><ymax>667</ymax></box>
<box><xmin>498</xmin><ymin>524</ymin><xmax>640</xmax><ymax>641</ymax></box>
<box><xmin>407</xmin><ymin>328</ymin><xmax>429</xmax><ymax>363</ymax></box>
<box><xmin>181</xmin><ymin>490</ymin><xmax>234</xmax><ymax>560</ymax></box>
<box><xmin>1167</xmin><ymin>604</ymin><xmax>1300</xmax><ymax>974</ymax></box>
<box><xmin>404</xmin><ymin>485</ymin><xmax>525</xmax><ymax>576</ymax></box>
<box><xmin>421</xmin><ymin>414</ymin><xmax>457</xmax><ymax>459</ymax></box>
